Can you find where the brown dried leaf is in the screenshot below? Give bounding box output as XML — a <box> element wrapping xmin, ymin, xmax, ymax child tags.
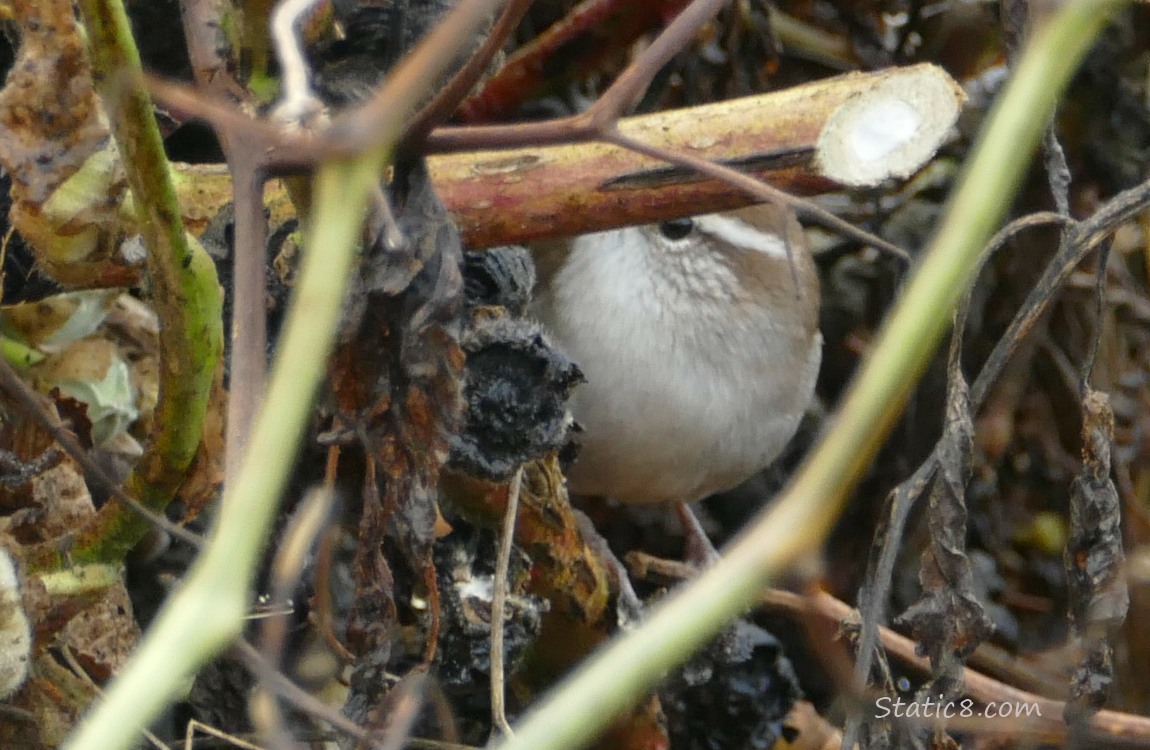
<box><xmin>27</xmin><ymin>454</ymin><xmax>98</xmax><ymax>542</ymax></box>
<box><xmin>896</xmin><ymin>324</ymin><xmax>993</xmax><ymax>692</ymax></box>
<box><xmin>329</xmin><ymin>164</ymin><xmax>465</xmax><ymax>721</ymax></box>
<box><xmin>0</xmin><ymin>0</ymin><xmax>106</xmax><ymax>204</ymax></box>
<box><xmin>1064</xmin><ymin>389</ymin><xmax>1128</xmax><ymax>719</ymax></box>
<box><xmin>58</xmin><ymin>582</ymin><xmax>140</xmax><ymax>682</ymax></box>
<box><xmin>0</xmin><ymin>0</ymin><xmax>135</xmax><ymax>286</ymax></box>
<box><xmin>0</xmin><ymin>446</ymin><xmax>139</xmax><ymax>743</ymax></box>
<box><xmin>0</xmin><ymin>651</ymin><xmax>93</xmax><ymax>748</ymax></box>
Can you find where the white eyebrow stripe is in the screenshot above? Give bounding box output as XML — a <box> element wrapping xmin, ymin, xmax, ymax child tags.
<box><xmin>695</xmin><ymin>214</ymin><xmax>788</xmax><ymax>259</ymax></box>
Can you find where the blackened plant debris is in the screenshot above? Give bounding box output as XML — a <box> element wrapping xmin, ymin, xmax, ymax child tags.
<box><xmin>451</xmin><ymin>316</ymin><xmax>583</xmax><ymax>482</ymax></box>
<box><xmin>462</xmin><ymin>245</ymin><xmax>536</xmax><ymax>317</ymax></box>
<box><xmin>658</xmin><ymin>619</ymin><xmax>801</xmax><ymax>750</ymax></box>
<box><xmin>432</xmin><ymin>527</ymin><xmax>546</xmax><ymax>743</ymax></box>
<box><xmin>316</xmin><ymin>4</ymin><xmax>473</xmax><ymax>725</ymax></box>
<box><xmin>893</xmin><ymin>311</ymin><xmax>993</xmax><ymax>748</ymax></box>
<box><xmin>182</xmin><ymin>656</ymin><xmax>256</xmax><ymax>740</ymax></box>
<box><xmin>313</xmin><ymin>6</ymin><xmax>404</xmax><ymax>107</ymax></box>
<box><xmin>313</xmin><ymin>1</ymin><xmax>489</xmax><ymax>109</ymax></box>
<box><xmin>1064</xmin><ymin>389</ymin><xmax>1128</xmax><ymax>721</ymax></box>
<box><xmin>332</xmin><ymin>162</ymin><xmax>466</xmax><ymax>728</ymax></box>
<box><xmin>449</xmin><ymin>244</ymin><xmax>582</xmax><ymax>480</ymax></box>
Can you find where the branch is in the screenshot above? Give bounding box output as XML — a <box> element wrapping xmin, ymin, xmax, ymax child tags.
<box><xmin>52</xmin><ymin>0</ymin><xmax>223</xmax><ymax>568</ymax></box>
<box><xmin>456</xmin><ymin>0</ymin><xmax>692</xmax><ymax>123</ymax></box>
<box><xmin>431</xmin><ymin>65</ymin><xmax>963</xmax><ymax>246</ymax></box>
<box><xmin>404</xmin><ymin>0</ymin><xmax>536</xmax><ymax>149</ymax></box>
<box><xmin>119</xmin><ymin>64</ymin><xmax>964</xmax><ymax>264</ymax></box>
<box><xmin>782</xmin><ymin>589</ymin><xmax>1150</xmax><ymax>747</ymax></box>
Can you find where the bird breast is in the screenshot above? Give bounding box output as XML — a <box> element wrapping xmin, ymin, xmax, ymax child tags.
<box><xmin>531</xmin><ymin>212</ymin><xmax>822</xmax><ymax>505</ymax></box>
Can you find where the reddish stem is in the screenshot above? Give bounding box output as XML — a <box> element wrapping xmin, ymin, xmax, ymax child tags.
<box><xmin>458</xmin><ymin>0</ymin><xmax>691</xmax><ymax>123</ymax></box>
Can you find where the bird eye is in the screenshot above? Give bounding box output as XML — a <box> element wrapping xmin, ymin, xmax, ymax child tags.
<box><xmin>658</xmin><ymin>218</ymin><xmax>695</xmax><ymax>240</ymax></box>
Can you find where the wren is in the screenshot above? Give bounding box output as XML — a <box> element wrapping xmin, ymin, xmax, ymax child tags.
<box><xmin>531</xmin><ymin>204</ymin><xmax>822</xmax><ymax>509</ymax></box>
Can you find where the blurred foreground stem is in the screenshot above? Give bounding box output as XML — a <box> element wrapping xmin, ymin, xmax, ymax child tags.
<box><xmin>62</xmin><ymin>152</ymin><xmax>381</xmax><ymax>750</ymax></box>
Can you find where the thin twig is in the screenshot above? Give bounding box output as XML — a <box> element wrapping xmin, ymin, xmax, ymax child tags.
<box><xmin>404</xmin><ymin>0</ymin><xmax>536</xmax><ymax>150</ymax></box>
<box><xmin>254</xmin><ymin>487</ymin><xmax>335</xmax><ymax>748</ymax></box>
<box><xmin>223</xmin><ymin>162</ymin><xmax>271</xmax><ymax>485</ymax></box>
<box><xmin>182</xmin><ymin>720</ymin><xmax>264</xmax><ymax>750</ymax></box>
<box><xmin>584</xmin><ymin>0</ymin><xmax>727</xmax><ymax>126</ymax></box>
<box><xmin>1080</xmin><ymin>240</ymin><xmax>1112</xmax><ymax>390</ymax></box>
<box><xmin>490</xmin><ymin>467</ymin><xmax>523</xmax><ymax>739</ymax></box>
<box><xmin>233</xmin><ymin>638</ymin><xmax>383</xmax><ymax>749</ymax></box>
<box><xmin>178</xmin><ymin>0</ymin><xmax>270</xmax><ymax>487</ymax></box>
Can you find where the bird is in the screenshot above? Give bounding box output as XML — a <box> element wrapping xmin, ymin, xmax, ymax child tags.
<box><xmin>529</xmin><ymin>203</ymin><xmax>822</xmax><ymax>551</ymax></box>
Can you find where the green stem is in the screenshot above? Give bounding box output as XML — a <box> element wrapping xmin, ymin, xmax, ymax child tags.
<box><xmin>61</xmin><ymin>0</ymin><xmax>223</xmax><ymax>567</ymax></box>
<box><xmin>494</xmin><ymin>3</ymin><xmax>1126</xmax><ymax>749</ymax></box>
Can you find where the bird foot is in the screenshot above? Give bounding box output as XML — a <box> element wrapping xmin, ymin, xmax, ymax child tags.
<box><xmin>676</xmin><ymin>502</ymin><xmax>721</xmax><ymax>568</ymax></box>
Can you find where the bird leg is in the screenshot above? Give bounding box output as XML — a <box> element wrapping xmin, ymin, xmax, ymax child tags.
<box><xmin>676</xmin><ymin>501</ymin><xmax>721</xmax><ymax>568</ymax></box>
